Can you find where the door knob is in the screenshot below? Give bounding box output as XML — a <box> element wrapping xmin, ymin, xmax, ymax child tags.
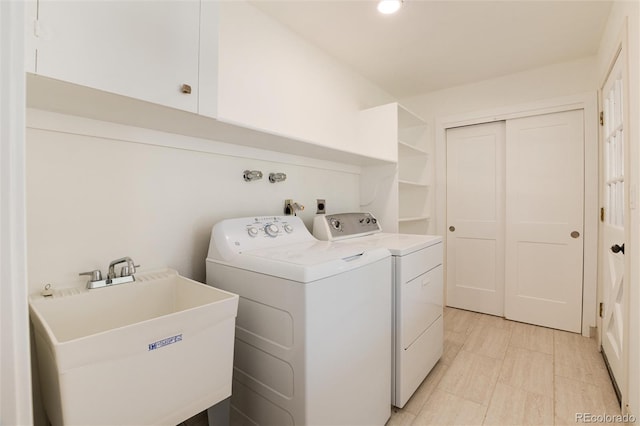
<box><xmin>180</xmin><ymin>83</ymin><xmax>192</xmax><ymax>94</ymax></box>
<box><xmin>611</xmin><ymin>243</ymin><xmax>625</xmax><ymax>254</ymax></box>
<box><xmin>449</xmin><ymin>226</ymin><xmax>455</xmax><ymax>232</ymax></box>
<box><xmin>571</xmin><ymin>231</ymin><xmax>580</xmax><ymax>238</ymax></box>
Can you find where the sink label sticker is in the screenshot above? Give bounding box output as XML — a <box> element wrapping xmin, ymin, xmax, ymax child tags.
<box><xmin>148</xmin><ymin>334</ymin><xmax>183</xmax><ymax>351</ymax></box>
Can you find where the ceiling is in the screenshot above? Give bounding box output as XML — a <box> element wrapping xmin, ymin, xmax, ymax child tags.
<box><xmin>249</xmin><ymin>0</ymin><xmax>613</xmax><ymax>98</ymax></box>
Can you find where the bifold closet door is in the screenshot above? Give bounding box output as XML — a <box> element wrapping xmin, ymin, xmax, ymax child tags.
<box><xmin>504</xmin><ymin>110</ymin><xmax>584</xmax><ymax>333</ymax></box>
<box><xmin>446</xmin><ymin>121</ymin><xmax>505</xmax><ymax>316</ymax></box>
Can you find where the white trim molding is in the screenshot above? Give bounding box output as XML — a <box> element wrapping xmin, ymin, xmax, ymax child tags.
<box><xmin>435</xmin><ymin>92</ymin><xmax>599</xmax><ymax>337</ymax></box>
<box><xmin>0</xmin><ymin>0</ymin><xmax>33</xmax><ymax>424</ymax></box>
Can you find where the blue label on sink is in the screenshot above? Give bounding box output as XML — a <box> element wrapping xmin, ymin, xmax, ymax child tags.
<box><xmin>148</xmin><ymin>334</ymin><xmax>183</xmax><ymax>351</ymax></box>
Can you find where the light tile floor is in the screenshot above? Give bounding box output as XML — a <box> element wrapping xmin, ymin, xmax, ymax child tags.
<box><xmin>386</xmin><ymin>307</ymin><xmax>621</xmax><ymax>426</ymax></box>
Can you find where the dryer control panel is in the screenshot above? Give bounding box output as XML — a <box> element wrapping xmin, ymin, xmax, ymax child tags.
<box><xmin>313</xmin><ymin>212</ymin><xmax>382</xmax><ymax>241</ymax></box>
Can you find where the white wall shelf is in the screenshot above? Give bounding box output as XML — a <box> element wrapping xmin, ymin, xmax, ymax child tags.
<box><xmin>359</xmin><ymin>102</ymin><xmax>432</xmax><ymax>234</ymax></box>
<box><xmin>398</xmin><ymin>216</ymin><xmax>431</xmax><ymax>222</ymax></box>
<box><xmin>398</xmin><ymin>218</ymin><xmax>431</xmax><ymax>235</ymax></box>
<box><xmin>399</xmin><ymin>180</ymin><xmax>429</xmax><ymax>188</ymax></box>
<box><xmin>26</xmin><ymin>74</ymin><xmax>394</xmax><ymax>168</ymax></box>
<box><xmin>397</xmin><ymin>105</ymin><xmax>430</xmax><ymax>234</ymax></box>
<box><xmin>398</xmin><ymin>141</ymin><xmax>428</xmax><ymax>157</ymax></box>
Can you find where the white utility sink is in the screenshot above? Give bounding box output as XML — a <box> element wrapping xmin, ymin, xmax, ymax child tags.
<box><xmin>29</xmin><ymin>269</ymin><xmax>239</xmax><ymax>426</ymax></box>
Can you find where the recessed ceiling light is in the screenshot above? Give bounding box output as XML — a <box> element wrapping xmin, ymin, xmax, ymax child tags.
<box><xmin>377</xmin><ymin>0</ymin><xmax>402</xmax><ymax>14</ymax></box>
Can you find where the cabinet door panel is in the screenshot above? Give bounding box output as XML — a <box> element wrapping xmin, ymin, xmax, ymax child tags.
<box><xmin>400</xmin><ymin>266</ymin><xmax>443</xmax><ymax>349</ymax></box>
<box><xmin>37</xmin><ymin>0</ymin><xmax>200</xmax><ymax>112</ymax></box>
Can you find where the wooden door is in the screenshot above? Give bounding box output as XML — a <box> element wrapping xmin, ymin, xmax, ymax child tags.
<box><xmin>446</xmin><ymin>122</ymin><xmax>505</xmax><ymax>316</ymax></box>
<box><xmin>504</xmin><ymin>110</ymin><xmax>584</xmax><ymax>333</ymax></box>
<box><xmin>600</xmin><ymin>50</ymin><xmax>627</xmax><ymax>399</ymax></box>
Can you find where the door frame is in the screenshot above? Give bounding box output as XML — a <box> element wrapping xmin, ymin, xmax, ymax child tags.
<box><xmin>0</xmin><ymin>0</ymin><xmax>33</xmax><ymax>424</ymax></box>
<box><xmin>435</xmin><ymin>93</ymin><xmax>598</xmax><ymax>336</ymax></box>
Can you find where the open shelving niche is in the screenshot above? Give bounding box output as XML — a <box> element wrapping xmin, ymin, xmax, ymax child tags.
<box><xmin>359</xmin><ymin>103</ymin><xmax>431</xmax><ymax>234</ymax></box>
<box><xmin>397</xmin><ymin>105</ymin><xmax>430</xmax><ymax>234</ymax></box>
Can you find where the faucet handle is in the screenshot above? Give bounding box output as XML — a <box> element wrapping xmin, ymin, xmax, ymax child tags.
<box><xmin>79</xmin><ymin>269</ymin><xmax>103</xmax><ymax>282</ymax></box>
<box><xmin>120</xmin><ymin>264</ymin><xmax>140</xmax><ymax>277</ymax></box>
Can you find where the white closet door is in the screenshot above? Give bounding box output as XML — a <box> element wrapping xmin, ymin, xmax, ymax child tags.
<box><xmin>446</xmin><ymin>122</ymin><xmax>505</xmax><ymax>316</ymax></box>
<box><xmin>505</xmin><ymin>110</ymin><xmax>584</xmax><ymax>333</ymax></box>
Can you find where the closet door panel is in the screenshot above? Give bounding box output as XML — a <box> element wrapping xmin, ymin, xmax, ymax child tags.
<box><xmin>446</xmin><ymin>122</ymin><xmax>505</xmax><ymax>316</ymax></box>
<box><xmin>505</xmin><ymin>110</ymin><xmax>584</xmax><ymax>333</ymax></box>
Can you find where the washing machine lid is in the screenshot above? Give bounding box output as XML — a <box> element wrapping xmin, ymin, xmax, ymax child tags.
<box><xmin>350</xmin><ymin>233</ymin><xmax>443</xmax><ymax>256</ymax></box>
<box><xmin>212</xmin><ymin>240</ymin><xmax>390</xmax><ymax>282</ymax></box>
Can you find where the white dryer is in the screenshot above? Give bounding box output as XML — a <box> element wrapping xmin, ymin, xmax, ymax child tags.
<box><xmin>313</xmin><ymin>212</ymin><xmax>443</xmax><ymax>408</ymax></box>
<box><xmin>206</xmin><ymin>215</ymin><xmax>392</xmax><ymax>426</ymax></box>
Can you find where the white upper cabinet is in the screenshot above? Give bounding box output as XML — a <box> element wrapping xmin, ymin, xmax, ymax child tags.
<box><xmin>24</xmin><ymin>1</ymin><xmax>391</xmax><ymax>166</ymax></box>
<box><xmin>31</xmin><ymin>0</ymin><xmax>202</xmax><ymax>113</ymax></box>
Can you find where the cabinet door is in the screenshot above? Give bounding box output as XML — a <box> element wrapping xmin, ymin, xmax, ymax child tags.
<box><xmin>36</xmin><ymin>0</ymin><xmax>200</xmax><ymax>112</ymax></box>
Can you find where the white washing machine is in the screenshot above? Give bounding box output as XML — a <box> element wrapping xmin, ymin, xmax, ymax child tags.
<box><xmin>313</xmin><ymin>212</ymin><xmax>443</xmax><ymax>408</ymax></box>
<box><xmin>206</xmin><ymin>215</ymin><xmax>392</xmax><ymax>426</ymax></box>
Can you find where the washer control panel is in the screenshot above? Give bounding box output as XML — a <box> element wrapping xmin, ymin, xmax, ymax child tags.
<box><xmin>313</xmin><ymin>212</ymin><xmax>381</xmax><ymax>241</ymax></box>
<box><xmin>244</xmin><ymin>216</ymin><xmax>301</xmax><ymax>239</ymax></box>
<box><xmin>210</xmin><ymin>215</ymin><xmax>315</xmax><ymax>260</ymax></box>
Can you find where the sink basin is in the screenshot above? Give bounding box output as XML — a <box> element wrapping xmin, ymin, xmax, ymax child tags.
<box><xmin>29</xmin><ymin>268</ymin><xmax>239</xmax><ymax>426</ymax></box>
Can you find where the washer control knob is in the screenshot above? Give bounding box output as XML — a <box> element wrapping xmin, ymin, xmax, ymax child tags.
<box><xmin>283</xmin><ymin>224</ymin><xmax>294</xmax><ymax>233</ymax></box>
<box><xmin>371</xmin><ymin>218</ymin><xmax>377</xmax><ymax>224</ymax></box>
<box><xmin>247</xmin><ymin>227</ymin><xmax>259</xmax><ymax>237</ymax></box>
<box><xmin>330</xmin><ymin>218</ymin><xmax>341</xmax><ymax>230</ymax></box>
<box><xmin>265</xmin><ymin>223</ymin><xmax>279</xmax><ymax>237</ymax></box>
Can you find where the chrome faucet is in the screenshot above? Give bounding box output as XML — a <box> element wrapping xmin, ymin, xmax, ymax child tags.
<box><xmin>108</xmin><ymin>256</ymin><xmax>138</xmax><ymax>280</ymax></box>
<box><xmin>80</xmin><ymin>256</ymin><xmax>140</xmax><ymax>289</ymax></box>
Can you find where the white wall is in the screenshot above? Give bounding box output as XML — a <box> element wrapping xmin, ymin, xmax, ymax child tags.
<box><xmin>401</xmin><ymin>55</ymin><xmax>597</xmax><ymax>129</ymax></box>
<box><xmin>596</xmin><ymin>0</ymin><xmax>640</xmax><ymax>417</ymax></box>
<box><xmin>217</xmin><ymin>1</ymin><xmax>394</xmax><ymax>160</ymax></box>
<box><xmin>25</xmin><ymin>110</ymin><xmax>361</xmax><ymax>294</ymax></box>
